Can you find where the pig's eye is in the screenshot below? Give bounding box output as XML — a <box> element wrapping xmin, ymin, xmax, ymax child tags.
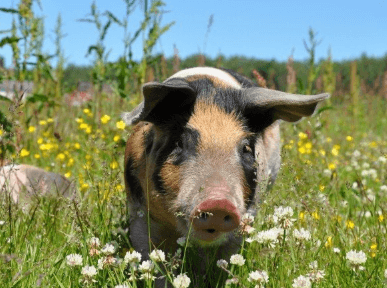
<box><xmin>173</xmin><ymin>139</ymin><xmax>183</xmax><ymax>154</ymax></box>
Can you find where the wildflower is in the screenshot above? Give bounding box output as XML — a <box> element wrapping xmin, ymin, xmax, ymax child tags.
<box><xmin>292</xmin><ymin>275</ymin><xmax>311</xmax><ymax>288</ymax></box>
<box><xmin>39</xmin><ymin>120</ymin><xmax>47</xmax><ymax>126</ymax></box>
<box><xmin>247</xmin><ymin>270</ymin><xmax>269</xmax><ymax>286</ymax></box>
<box><xmin>139</xmin><ymin>260</ymin><xmax>154</xmax><ymax>273</ymax></box>
<box><xmin>28</xmin><ymin>126</ymin><xmax>36</xmax><ymax>133</ymax></box>
<box><xmin>346</xmin><ymin>136</ymin><xmax>353</xmax><ymax>141</ymax></box>
<box><xmin>299</xmin><ymin>211</ymin><xmax>305</xmax><ymax>221</ymax></box>
<box><xmin>346</xmin><ymin>250</ymin><xmax>367</xmax><ymax>265</ymax></box>
<box><xmin>370</xmin><ymin>243</ymin><xmax>377</xmax><ymax>258</ymax></box>
<box><xmin>378</xmin><ymin>156</ymin><xmax>386</xmax><ymax>163</ymax></box>
<box><xmin>88</xmin><ymin>237</ymin><xmax>100</xmax><ymax>248</ymax></box>
<box><xmin>293</xmin><ymin>228</ymin><xmax>311</xmax><ymax>241</ymax></box>
<box><xmin>385</xmin><ymin>269</ymin><xmax>387</xmax><ymax>279</ymax></box>
<box><xmin>312</xmin><ymin>211</ymin><xmax>320</xmax><ymax>220</ymax></box>
<box><xmin>114</xmin><ymin>135</ymin><xmax>120</xmax><ymax>142</ymax></box>
<box><xmin>98</xmin><ymin>256</ymin><xmax>118</xmax><ymax>269</ymax></box>
<box><xmin>81</xmin><ymin>265</ymin><xmax>97</xmax><ymax>277</ymax></box>
<box><xmin>101</xmin><ymin>115</ymin><xmax>111</xmax><ymax>124</ymax></box>
<box><xmin>116</xmin><ymin>120</ymin><xmax>126</xmax><ymax>130</ymax></box>
<box><xmin>110</xmin><ymin>160</ymin><xmax>119</xmax><ymax>169</ymax></box>
<box><xmin>333</xmin><ymin>247</ymin><xmax>341</xmax><ymax>253</ymax></box>
<box><xmin>101</xmin><ymin>243</ymin><xmax>115</xmax><ymax>255</ymax></box>
<box><xmin>325</xmin><ymin>236</ymin><xmax>333</xmax><ymax>248</ymax></box>
<box><xmin>380</xmin><ymin>185</ymin><xmax>387</xmax><ymax>192</ymax></box>
<box><xmin>345</xmin><ymin>220</ymin><xmax>355</xmax><ymax>229</ymax></box>
<box><xmin>0</xmin><ymin>129</ymin><xmax>2</xmax><ymax>136</ymax></box>
<box><xmin>150</xmin><ymin>249</ymin><xmax>165</xmax><ymax>262</ymax></box>
<box><xmin>298</xmin><ymin>132</ymin><xmax>308</xmax><ymax>140</ymax></box>
<box><xmin>328</xmin><ymin>163</ymin><xmax>336</xmax><ymax>170</ymax></box>
<box><xmin>216</xmin><ymin>259</ymin><xmax>228</xmax><ymax>269</ymax></box>
<box><xmin>173</xmin><ymin>274</ymin><xmax>191</xmax><ymax>288</ymax></box>
<box><xmin>307</xmin><ymin>270</ymin><xmax>325</xmax><ymax>283</ymax></box>
<box><xmin>80</xmin><ymin>183</ymin><xmax>89</xmax><ymax>192</ymax></box>
<box><xmin>115</xmin><ymin>285</ymin><xmax>129</xmax><ymax>288</ymax></box>
<box><xmin>230</xmin><ymin>254</ymin><xmax>245</xmax><ymax>266</ymax></box>
<box><xmin>124</xmin><ymin>250</ymin><xmax>142</xmax><ymax>264</ymax></box>
<box><xmin>379</xmin><ymin>214</ymin><xmax>384</xmax><ymax>222</ymax></box>
<box><xmin>56</xmin><ymin>153</ymin><xmax>65</xmax><ymax>161</ymax></box>
<box><xmin>254</xmin><ymin>227</ymin><xmax>284</xmax><ymax>247</ymax></box>
<box><xmin>66</xmin><ymin>253</ymin><xmax>83</xmax><ymax>266</ymax></box>
<box><xmin>20</xmin><ymin>148</ymin><xmax>30</xmax><ymax>157</ymax></box>
<box><xmin>74</xmin><ymin>142</ymin><xmax>81</xmax><ymax>149</ymax></box>
<box><xmin>64</xmin><ymin>172</ymin><xmax>71</xmax><ymax>178</ymax></box>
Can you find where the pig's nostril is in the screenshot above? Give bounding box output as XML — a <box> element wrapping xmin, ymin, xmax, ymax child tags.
<box><xmin>224</xmin><ymin>215</ymin><xmax>231</xmax><ymax>222</ymax></box>
<box><xmin>206</xmin><ymin>229</ymin><xmax>216</xmax><ymax>233</ymax></box>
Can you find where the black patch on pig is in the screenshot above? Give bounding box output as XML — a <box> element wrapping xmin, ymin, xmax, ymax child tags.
<box><xmin>125</xmin><ymin>158</ymin><xmax>144</xmax><ymax>204</ymax></box>
<box><xmin>239</xmin><ymin>135</ymin><xmax>258</xmax><ymax>205</ymax></box>
<box><xmin>152</xmin><ymin>127</ymin><xmax>200</xmax><ymax>194</ymax></box>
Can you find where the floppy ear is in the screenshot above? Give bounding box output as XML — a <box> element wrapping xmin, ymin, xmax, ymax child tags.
<box><xmin>243</xmin><ymin>87</ymin><xmax>329</xmax><ymax>123</ymax></box>
<box><xmin>122</xmin><ymin>78</ymin><xmax>196</xmax><ymax>126</ymax></box>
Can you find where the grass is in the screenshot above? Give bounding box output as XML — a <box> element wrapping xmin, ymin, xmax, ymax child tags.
<box><xmin>1</xmin><ymin>93</ymin><xmax>387</xmax><ymax>287</ymax></box>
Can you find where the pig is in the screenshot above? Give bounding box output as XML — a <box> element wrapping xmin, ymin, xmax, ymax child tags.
<box><xmin>122</xmin><ymin>67</ymin><xmax>329</xmax><ymax>286</ymax></box>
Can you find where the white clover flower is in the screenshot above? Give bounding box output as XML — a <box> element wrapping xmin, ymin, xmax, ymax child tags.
<box><xmin>292</xmin><ymin>275</ymin><xmax>311</xmax><ymax>288</ymax></box>
<box><xmin>230</xmin><ymin>254</ymin><xmax>245</xmax><ymax>266</ymax></box>
<box><xmin>81</xmin><ymin>265</ymin><xmax>97</xmax><ymax>277</ymax></box>
<box><xmin>293</xmin><ymin>228</ymin><xmax>311</xmax><ymax>241</ymax></box>
<box><xmin>101</xmin><ymin>243</ymin><xmax>115</xmax><ymax>255</ymax></box>
<box><xmin>346</xmin><ymin>250</ymin><xmax>367</xmax><ymax>265</ymax></box>
<box><xmin>378</xmin><ymin>156</ymin><xmax>386</xmax><ymax>163</ymax></box>
<box><xmin>309</xmin><ymin>261</ymin><xmax>318</xmax><ymax>270</ymax></box>
<box><xmin>139</xmin><ymin>260</ymin><xmax>154</xmax><ymax>273</ymax></box>
<box><xmin>353</xmin><ymin>150</ymin><xmax>361</xmax><ymax>157</ymax></box>
<box><xmin>0</xmin><ymin>220</ymin><xmax>5</xmax><ymax>226</ymax></box>
<box><xmin>247</xmin><ymin>270</ymin><xmax>269</xmax><ymax>284</ymax></box>
<box><xmin>254</xmin><ymin>227</ymin><xmax>284</xmax><ymax>247</ymax></box>
<box><xmin>173</xmin><ymin>273</ymin><xmax>191</xmax><ymax>288</ymax></box>
<box><xmin>98</xmin><ymin>255</ymin><xmax>118</xmax><ymax>269</ymax></box>
<box><xmin>242</xmin><ymin>213</ymin><xmax>255</xmax><ymax>224</ymax></box>
<box><xmin>115</xmin><ymin>285</ymin><xmax>129</xmax><ymax>288</ymax></box>
<box><xmin>88</xmin><ymin>237</ymin><xmax>100</xmax><ymax>248</ymax></box>
<box><xmin>217</xmin><ymin>259</ymin><xmax>228</xmax><ymax>269</ymax></box>
<box><xmin>124</xmin><ymin>250</ymin><xmax>142</xmax><ymax>264</ymax></box>
<box><xmin>307</xmin><ymin>270</ymin><xmax>325</xmax><ymax>282</ymax></box>
<box><xmin>380</xmin><ymin>185</ymin><xmax>387</xmax><ymax>192</ymax></box>
<box><xmin>66</xmin><ymin>253</ymin><xmax>83</xmax><ymax>266</ymax></box>
<box><xmin>274</xmin><ymin>206</ymin><xmax>294</xmax><ymax>220</ymax></box>
<box><xmin>323</xmin><ymin>169</ymin><xmax>332</xmax><ymax>177</ymax></box>
<box><xmin>333</xmin><ymin>247</ymin><xmax>341</xmax><ymax>253</ymax></box>
<box><xmin>149</xmin><ymin>249</ymin><xmax>165</xmax><ymax>262</ymax></box>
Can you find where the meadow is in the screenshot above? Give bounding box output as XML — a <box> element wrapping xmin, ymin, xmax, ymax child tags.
<box><xmin>1</xmin><ymin>1</ymin><xmax>387</xmax><ymax>287</ymax></box>
<box><xmin>1</xmin><ymin>87</ymin><xmax>387</xmax><ymax>287</ymax></box>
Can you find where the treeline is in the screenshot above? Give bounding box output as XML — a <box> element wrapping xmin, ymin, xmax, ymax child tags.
<box><xmin>62</xmin><ymin>52</ymin><xmax>387</xmax><ymax>96</ymax></box>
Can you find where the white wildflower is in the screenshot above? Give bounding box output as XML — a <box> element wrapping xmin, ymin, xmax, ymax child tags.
<box><xmin>292</xmin><ymin>275</ymin><xmax>311</xmax><ymax>288</ymax></box>
<box><xmin>333</xmin><ymin>247</ymin><xmax>341</xmax><ymax>253</ymax></box>
<box><xmin>307</xmin><ymin>270</ymin><xmax>325</xmax><ymax>282</ymax></box>
<box><xmin>380</xmin><ymin>185</ymin><xmax>387</xmax><ymax>192</ymax></box>
<box><xmin>230</xmin><ymin>254</ymin><xmax>245</xmax><ymax>266</ymax></box>
<box><xmin>384</xmin><ymin>269</ymin><xmax>387</xmax><ymax>279</ymax></box>
<box><xmin>293</xmin><ymin>228</ymin><xmax>311</xmax><ymax>241</ymax></box>
<box><xmin>101</xmin><ymin>243</ymin><xmax>115</xmax><ymax>255</ymax></box>
<box><xmin>81</xmin><ymin>265</ymin><xmax>97</xmax><ymax>277</ymax></box>
<box><xmin>254</xmin><ymin>227</ymin><xmax>284</xmax><ymax>247</ymax></box>
<box><xmin>150</xmin><ymin>249</ymin><xmax>165</xmax><ymax>262</ymax></box>
<box><xmin>346</xmin><ymin>250</ymin><xmax>367</xmax><ymax>265</ymax></box>
<box><xmin>88</xmin><ymin>237</ymin><xmax>100</xmax><ymax>248</ymax></box>
<box><xmin>0</xmin><ymin>220</ymin><xmax>5</xmax><ymax>226</ymax></box>
<box><xmin>309</xmin><ymin>261</ymin><xmax>318</xmax><ymax>270</ymax></box>
<box><xmin>274</xmin><ymin>206</ymin><xmax>293</xmax><ymax>220</ymax></box>
<box><xmin>173</xmin><ymin>273</ymin><xmax>191</xmax><ymax>288</ymax></box>
<box><xmin>242</xmin><ymin>213</ymin><xmax>255</xmax><ymax>224</ymax></box>
<box><xmin>98</xmin><ymin>255</ymin><xmax>118</xmax><ymax>269</ymax></box>
<box><xmin>247</xmin><ymin>270</ymin><xmax>269</xmax><ymax>284</ymax></box>
<box><xmin>115</xmin><ymin>285</ymin><xmax>129</xmax><ymax>288</ymax></box>
<box><xmin>353</xmin><ymin>150</ymin><xmax>361</xmax><ymax>157</ymax></box>
<box><xmin>139</xmin><ymin>260</ymin><xmax>154</xmax><ymax>273</ymax></box>
<box><xmin>66</xmin><ymin>253</ymin><xmax>83</xmax><ymax>266</ymax></box>
<box><xmin>323</xmin><ymin>169</ymin><xmax>332</xmax><ymax>177</ymax></box>
<box><xmin>139</xmin><ymin>272</ymin><xmax>156</xmax><ymax>281</ymax></box>
<box><xmin>216</xmin><ymin>259</ymin><xmax>228</xmax><ymax>269</ymax></box>
<box><xmin>124</xmin><ymin>250</ymin><xmax>142</xmax><ymax>264</ymax></box>
<box><xmin>378</xmin><ymin>156</ymin><xmax>386</xmax><ymax>163</ymax></box>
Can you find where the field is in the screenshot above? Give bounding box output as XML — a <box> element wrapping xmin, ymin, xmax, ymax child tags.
<box><xmin>1</xmin><ymin>91</ymin><xmax>387</xmax><ymax>287</ymax></box>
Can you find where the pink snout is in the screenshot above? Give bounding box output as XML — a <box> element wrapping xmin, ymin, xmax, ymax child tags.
<box><xmin>191</xmin><ymin>198</ymin><xmax>241</xmax><ymax>242</ymax></box>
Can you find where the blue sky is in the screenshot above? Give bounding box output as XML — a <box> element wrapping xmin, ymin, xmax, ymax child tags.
<box><xmin>0</xmin><ymin>0</ymin><xmax>386</xmax><ymax>68</ymax></box>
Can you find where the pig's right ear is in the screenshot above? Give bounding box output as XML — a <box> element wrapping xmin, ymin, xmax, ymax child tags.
<box><xmin>122</xmin><ymin>78</ymin><xmax>196</xmax><ymax>126</ymax></box>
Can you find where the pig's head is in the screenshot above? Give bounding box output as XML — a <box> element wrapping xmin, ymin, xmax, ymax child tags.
<box><xmin>123</xmin><ymin>69</ymin><xmax>329</xmax><ymax>247</ymax></box>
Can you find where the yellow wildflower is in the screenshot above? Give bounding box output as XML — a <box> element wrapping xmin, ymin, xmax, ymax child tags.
<box><xmin>68</xmin><ymin>158</ymin><xmax>74</xmax><ymax>167</ymax></box>
<box><xmin>79</xmin><ymin>123</ymin><xmax>88</xmax><ymax>130</ymax></box>
<box><xmin>115</xmin><ymin>184</ymin><xmax>123</xmax><ymax>191</ymax></box>
<box><xmin>110</xmin><ymin>160</ymin><xmax>119</xmax><ymax>169</ymax></box>
<box><xmin>346</xmin><ymin>136</ymin><xmax>353</xmax><ymax>141</ymax></box>
<box><xmin>76</xmin><ymin>118</ymin><xmax>84</xmax><ymax>123</ymax></box>
<box><xmin>345</xmin><ymin>220</ymin><xmax>355</xmax><ymax>229</ymax></box>
<box><xmin>37</xmin><ymin>138</ymin><xmax>43</xmax><ymax>144</ymax></box>
<box><xmin>319</xmin><ymin>149</ymin><xmax>326</xmax><ymax>156</ymax></box>
<box><xmin>299</xmin><ymin>211</ymin><xmax>305</xmax><ymax>221</ymax></box>
<box><xmin>47</xmin><ymin>118</ymin><xmax>54</xmax><ymax>123</ymax></box>
<box><xmin>319</xmin><ymin>184</ymin><xmax>325</xmax><ymax>191</ymax></box>
<box><xmin>80</xmin><ymin>183</ymin><xmax>89</xmax><ymax>192</ymax></box>
<box><xmin>85</xmin><ymin>154</ymin><xmax>91</xmax><ymax>160</ymax></box>
<box><xmin>65</xmin><ymin>172</ymin><xmax>71</xmax><ymax>178</ymax></box>
<box><xmin>83</xmin><ymin>108</ymin><xmax>91</xmax><ymax>114</ymax></box>
<box><xmin>20</xmin><ymin>148</ymin><xmax>30</xmax><ymax>157</ymax></box>
<box><xmin>39</xmin><ymin>120</ymin><xmax>47</xmax><ymax>126</ymax></box>
<box><xmin>34</xmin><ymin>154</ymin><xmax>40</xmax><ymax>159</ymax></box>
<box><xmin>28</xmin><ymin>126</ymin><xmax>36</xmax><ymax>133</ymax></box>
<box><xmin>298</xmin><ymin>132</ymin><xmax>308</xmax><ymax>140</ymax></box>
<box><xmin>56</xmin><ymin>153</ymin><xmax>65</xmax><ymax>161</ymax></box>
<box><xmin>328</xmin><ymin>163</ymin><xmax>336</xmax><ymax>170</ymax></box>
<box><xmin>325</xmin><ymin>236</ymin><xmax>333</xmax><ymax>248</ymax></box>
<box><xmin>378</xmin><ymin>214</ymin><xmax>384</xmax><ymax>222</ymax></box>
<box><xmin>101</xmin><ymin>115</ymin><xmax>111</xmax><ymax>124</ymax></box>
<box><xmin>116</xmin><ymin>120</ymin><xmax>126</xmax><ymax>130</ymax></box>
<box><xmin>74</xmin><ymin>143</ymin><xmax>80</xmax><ymax>150</ymax></box>
<box><xmin>312</xmin><ymin>211</ymin><xmax>320</xmax><ymax>220</ymax></box>
<box><xmin>113</xmin><ymin>135</ymin><xmax>120</xmax><ymax>142</ymax></box>
<box><xmin>85</xmin><ymin>126</ymin><xmax>92</xmax><ymax>134</ymax></box>
<box><xmin>0</xmin><ymin>129</ymin><xmax>3</xmax><ymax>136</ymax></box>
<box><xmin>298</xmin><ymin>146</ymin><xmax>306</xmax><ymax>154</ymax></box>
<box><xmin>370</xmin><ymin>243</ymin><xmax>377</xmax><ymax>258</ymax></box>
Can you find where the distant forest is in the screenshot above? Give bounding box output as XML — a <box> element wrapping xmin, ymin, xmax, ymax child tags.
<box><xmin>62</xmin><ymin>53</ymin><xmax>387</xmax><ymax>96</ymax></box>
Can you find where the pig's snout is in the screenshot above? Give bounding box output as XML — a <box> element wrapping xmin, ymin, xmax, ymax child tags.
<box><xmin>191</xmin><ymin>198</ymin><xmax>241</xmax><ymax>242</ymax></box>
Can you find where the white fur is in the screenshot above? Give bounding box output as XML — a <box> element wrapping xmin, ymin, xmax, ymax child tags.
<box><xmin>167</xmin><ymin>67</ymin><xmax>242</xmax><ymax>89</ymax></box>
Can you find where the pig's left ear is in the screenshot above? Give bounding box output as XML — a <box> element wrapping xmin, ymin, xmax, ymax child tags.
<box><xmin>122</xmin><ymin>78</ymin><xmax>196</xmax><ymax>126</ymax></box>
<box><xmin>243</xmin><ymin>87</ymin><xmax>330</xmax><ymax>123</ymax></box>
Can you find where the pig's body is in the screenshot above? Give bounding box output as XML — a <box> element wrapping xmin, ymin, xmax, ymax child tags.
<box><xmin>123</xmin><ymin>67</ymin><xmax>328</xmax><ymax>286</ymax></box>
